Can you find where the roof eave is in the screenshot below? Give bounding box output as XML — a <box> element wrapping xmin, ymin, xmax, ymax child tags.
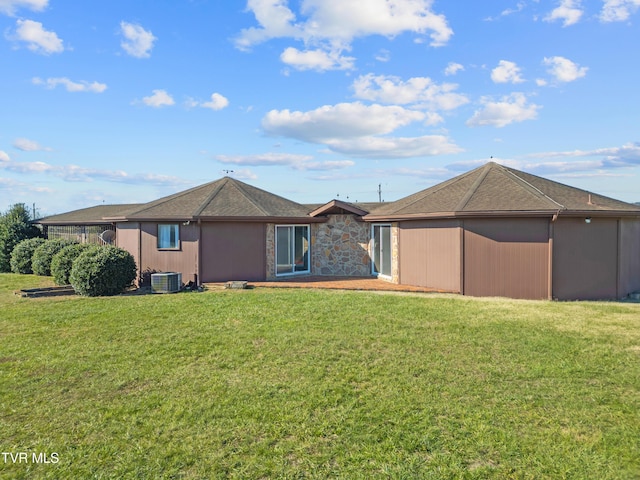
<box><xmin>364</xmin><ymin>208</ymin><xmax>640</xmax><ymax>222</ymax></box>
<box><xmin>114</xmin><ymin>215</ymin><xmax>325</xmax><ymax>223</ymax></box>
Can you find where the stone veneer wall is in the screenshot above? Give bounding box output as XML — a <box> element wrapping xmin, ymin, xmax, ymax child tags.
<box><xmin>391</xmin><ymin>223</ymin><xmax>400</xmax><ymax>284</ymax></box>
<box><xmin>311</xmin><ymin>214</ymin><xmax>371</xmax><ymax>276</ymax></box>
<box><xmin>265</xmin><ymin>223</ymin><xmax>276</xmax><ymax>280</ymax></box>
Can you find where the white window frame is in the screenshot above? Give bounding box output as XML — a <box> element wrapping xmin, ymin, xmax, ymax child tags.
<box><xmin>157</xmin><ymin>224</ymin><xmax>180</xmax><ymax>250</ymax></box>
<box><xmin>371</xmin><ymin>223</ymin><xmax>392</xmax><ymax>278</ymax></box>
<box><xmin>275</xmin><ymin>224</ymin><xmax>310</xmax><ymax>276</ymax></box>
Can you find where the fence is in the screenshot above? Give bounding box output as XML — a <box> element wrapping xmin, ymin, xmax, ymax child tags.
<box><xmin>44</xmin><ymin>225</ymin><xmax>116</xmax><ymax>245</ymax></box>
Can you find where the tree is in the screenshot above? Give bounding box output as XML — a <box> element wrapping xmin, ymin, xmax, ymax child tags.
<box><xmin>0</xmin><ymin>204</ymin><xmax>42</xmax><ymax>272</ymax></box>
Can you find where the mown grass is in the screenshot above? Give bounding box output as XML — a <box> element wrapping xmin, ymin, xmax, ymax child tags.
<box><xmin>1</xmin><ymin>273</ymin><xmax>639</xmax><ymax>479</ymax></box>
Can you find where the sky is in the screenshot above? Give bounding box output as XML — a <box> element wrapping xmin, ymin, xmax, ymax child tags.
<box><xmin>1</xmin><ymin>0</ymin><xmax>639</xmax><ymax>216</ymax></box>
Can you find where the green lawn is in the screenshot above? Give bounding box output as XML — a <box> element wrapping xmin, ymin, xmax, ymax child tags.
<box><xmin>1</xmin><ymin>273</ymin><xmax>639</xmax><ymax>479</ymax></box>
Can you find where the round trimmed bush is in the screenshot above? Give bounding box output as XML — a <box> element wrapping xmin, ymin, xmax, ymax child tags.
<box><xmin>10</xmin><ymin>237</ymin><xmax>46</xmax><ymax>274</ymax></box>
<box><xmin>51</xmin><ymin>243</ymin><xmax>97</xmax><ymax>285</ymax></box>
<box><xmin>32</xmin><ymin>239</ymin><xmax>76</xmax><ymax>276</ymax></box>
<box><xmin>70</xmin><ymin>245</ymin><xmax>137</xmax><ymax>296</ymax></box>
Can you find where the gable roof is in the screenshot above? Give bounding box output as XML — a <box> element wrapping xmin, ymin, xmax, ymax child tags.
<box><xmin>366</xmin><ymin>162</ymin><xmax>640</xmax><ymax>220</ymax></box>
<box><xmin>36</xmin><ymin>204</ymin><xmax>143</xmax><ymax>225</ymax></box>
<box><xmin>110</xmin><ymin>177</ymin><xmax>317</xmax><ymax>222</ymax></box>
<box><xmin>309</xmin><ymin>199</ymin><xmax>371</xmax><ymax>217</ymax></box>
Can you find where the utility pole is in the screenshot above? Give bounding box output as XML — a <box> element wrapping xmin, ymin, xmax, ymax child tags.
<box><xmin>378</xmin><ymin>183</ymin><xmax>382</xmax><ymax>202</ymax></box>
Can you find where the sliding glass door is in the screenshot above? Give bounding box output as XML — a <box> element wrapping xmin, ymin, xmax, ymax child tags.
<box><xmin>372</xmin><ymin>224</ymin><xmax>392</xmax><ymax>277</ymax></box>
<box><xmin>276</xmin><ymin>225</ymin><xmax>310</xmax><ymax>275</ymax></box>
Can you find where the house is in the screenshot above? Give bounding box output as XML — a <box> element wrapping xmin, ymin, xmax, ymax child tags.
<box><xmin>35</xmin><ymin>162</ymin><xmax>640</xmax><ymax>300</ymax></box>
<box><xmin>364</xmin><ymin>162</ymin><xmax>640</xmax><ymax>300</ymax></box>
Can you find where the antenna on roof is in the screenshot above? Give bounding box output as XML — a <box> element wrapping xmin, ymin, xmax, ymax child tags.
<box><xmin>222</xmin><ymin>169</ymin><xmax>234</xmax><ymax>176</ymax></box>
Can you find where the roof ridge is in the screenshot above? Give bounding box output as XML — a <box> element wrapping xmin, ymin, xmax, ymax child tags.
<box><xmin>384</xmin><ymin>167</ymin><xmax>480</xmax><ymax>214</ymax></box>
<box><xmin>453</xmin><ymin>163</ymin><xmax>493</xmax><ymax>211</ymax></box>
<box><xmin>500</xmin><ymin>165</ymin><xmax>566</xmax><ymax>210</ymax></box>
<box><xmin>227</xmin><ymin>178</ymin><xmax>271</xmax><ymax>216</ymax></box>
<box><xmin>192</xmin><ymin>177</ymin><xmax>230</xmax><ymax>217</ymax></box>
<box><xmin>126</xmin><ymin>180</ymin><xmax>216</xmax><ymax>217</ymax></box>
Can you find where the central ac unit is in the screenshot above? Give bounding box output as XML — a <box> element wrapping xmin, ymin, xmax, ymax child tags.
<box><xmin>151</xmin><ymin>272</ymin><xmax>182</xmax><ymax>293</ymax></box>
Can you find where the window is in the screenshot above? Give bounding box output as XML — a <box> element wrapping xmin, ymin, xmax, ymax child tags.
<box><xmin>372</xmin><ymin>224</ymin><xmax>391</xmax><ymax>277</ymax></box>
<box><xmin>157</xmin><ymin>224</ymin><xmax>180</xmax><ymax>249</ymax></box>
<box><xmin>276</xmin><ymin>225</ymin><xmax>310</xmax><ymax>275</ymax></box>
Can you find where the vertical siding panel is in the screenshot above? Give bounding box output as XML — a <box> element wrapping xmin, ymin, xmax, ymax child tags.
<box><xmin>552</xmin><ymin>218</ymin><xmax>618</xmax><ymax>300</ymax></box>
<box><xmin>398</xmin><ymin>220</ymin><xmax>461</xmax><ymax>292</ymax></box>
<box><xmin>201</xmin><ymin>222</ymin><xmax>266</xmax><ymax>282</ymax></box>
<box><xmin>463</xmin><ymin>218</ymin><xmax>550</xmax><ymax>299</ymax></box>
<box><xmin>618</xmin><ymin>219</ymin><xmax>640</xmax><ymax>296</ymax></box>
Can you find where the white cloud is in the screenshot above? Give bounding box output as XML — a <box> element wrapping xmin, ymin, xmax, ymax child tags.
<box><xmin>32</xmin><ymin>77</ymin><xmax>107</xmax><ymax>93</ymax></box>
<box><xmin>545</xmin><ymin>0</ymin><xmax>584</xmax><ymax>26</ymax></box>
<box><xmin>375</xmin><ymin>49</ymin><xmax>390</xmax><ymax>62</ymax></box>
<box><xmin>217</xmin><ymin>152</ymin><xmax>312</xmax><ymax>167</ymax></box>
<box><xmin>141</xmin><ymin>89</ymin><xmax>175</xmax><ymax>107</ymax></box>
<box><xmin>280</xmin><ymin>47</ymin><xmax>355</xmax><ymax>71</ymax></box>
<box><xmin>324</xmin><ymin>135</ymin><xmax>463</xmax><ymax>159</ymax></box>
<box><xmin>262</xmin><ymin>102</ymin><xmax>425</xmax><ymax>143</ymax></box>
<box><xmin>237</xmin><ymin>0</ymin><xmax>453</xmax><ymax>47</ymax></box>
<box><xmin>11</xmin><ymin>19</ymin><xmax>63</xmax><ymax>54</ymax></box>
<box><xmin>262</xmin><ymin>101</ymin><xmax>461</xmax><ymax>158</ymax></box>
<box><xmin>0</xmin><ymin>0</ymin><xmax>47</xmax><ymax>15</ymax></box>
<box><xmin>484</xmin><ymin>2</ymin><xmax>526</xmax><ymax>21</ymax></box>
<box><xmin>444</xmin><ymin>62</ymin><xmax>464</xmax><ymax>76</ymax></box>
<box><xmin>236</xmin><ymin>0</ymin><xmax>453</xmax><ymax>71</ymax></box>
<box><xmin>13</xmin><ymin>137</ymin><xmax>51</xmax><ymax>151</ymax></box>
<box><xmin>352</xmin><ymin>74</ymin><xmax>468</xmax><ymax>111</ymax></box>
<box><xmin>201</xmin><ymin>93</ymin><xmax>229</xmax><ymax>110</ymax></box>
<box><xmin>119</xmin><ymin>21</ymin><xmax>156</xmax><ymax>58</ymax></box>
<box><xmin>216</xmin><ymin>152</ymin><xmax>354</xmax><ymax>170</ymax></box>
<box><xmin>600</xmin><ymin>0</ymin><xmax>640</xmax><ymax>22</ymax></box>
<box><xmin>235</xmin><ymin>0</ymin><xmax>300</xmax><ymax>50</ymax></box>
<box><xmin>491</xmin><ymin>60</ymin><xmax>524</xmax><ymax>84</ymax></box>
<box><xmin>0</xmin><ymin>150</ymin><xmax>10</xmax><ymax>162</ymax></box>
<box><xmin>0</xmin><ymin>157</ymin><xmax>186</xmax><ymax>185</ymax></box>
<box><xmin>543</xmin><ymin>56</ymin><xmax>588</xmax><ymax>82</ymax></box>
<box><xmin>466</xmin><ymin>93</ymin><xmax>540</xmax><ymax>128</ymax></box>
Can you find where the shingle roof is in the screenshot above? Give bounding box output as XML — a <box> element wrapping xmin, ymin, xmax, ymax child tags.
<box><xmin>366</xmin><ymin>162</ymin><xmax>640</xmax><ymax>219</ymax></box>
<box><xmin>116</xmin><ymin>177</ymin><xmax>313</xmax><ymax>221</ymax></box>
<box><xmin>36</xmin><ymin>204</ymin><xmax>143</xmax><ymax>225</ymax></box>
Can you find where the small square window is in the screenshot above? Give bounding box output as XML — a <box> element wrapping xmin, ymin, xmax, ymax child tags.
<box><xmin>158</xmin><ymin>224</ymin><xmax>179</xmax><ymax>249</ymax></box>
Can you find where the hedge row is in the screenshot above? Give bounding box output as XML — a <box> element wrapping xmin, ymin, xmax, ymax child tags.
<box><xmin>10</xmin><ymin>239</ymin><xmax>137</xmax><ymax>296</ymax></box>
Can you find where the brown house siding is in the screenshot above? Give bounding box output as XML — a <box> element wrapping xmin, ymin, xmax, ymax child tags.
<box><xmin>463</xmin><ymin>218</ymin><xmax>550</xmax><ymax>299</ymax></box>
<box><xmin>200</xmin><ymin>222</ymin><xmax>266</xmax><ymax>282</ymax></box>
<box><xmin>116</xmin><ymin>222</ymin><xmax>141</xmax><ymax>277</ymax></box>
<box><xmin>398</xmin><ymin>220</ymin><xmax>461</xmax><ymax>292</ymax></box>
<box><xmin>619</xmin><ymin>219</ymin><xmax>640</xmax><ymax>296</ymax></box>
<box><xmin>139</xmin><ymin>222</ymin><xmax>200</xmax><ymax>284</ymax></box>
<box><xmin>552</xmin><ymin>217</ymin><xmax>618</xmax><ymax>300</ymax></box>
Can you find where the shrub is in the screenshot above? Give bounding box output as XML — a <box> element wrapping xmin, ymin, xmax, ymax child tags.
<box><xmin>51</xmin><ymin>243</ymin><xmax>97</xmax><ymax>285</ymax></box>
<box><xmin>70</xmin><ymin>246</ymin><xmax>137</xmax><ymax>296</ymax></box>
<box><xmin>10</xmin><ymin>238</ymin><xmax>46</xmax><ymax>274</ymax></box>
<box><xmin>32</xmin><ymin>239</ymin><xmax>76</xmax><ymax>277</ymax></box>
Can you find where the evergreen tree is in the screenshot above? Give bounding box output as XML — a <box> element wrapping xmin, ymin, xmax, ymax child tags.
<box><xmin>0</xmin><ymin>203</ymin><xmax>42</xmax><ymax>272</ymax></box>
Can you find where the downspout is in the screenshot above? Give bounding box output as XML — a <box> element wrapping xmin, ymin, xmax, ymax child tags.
<box><xmin>197</xmin><ymin>219</ymin><xmax>202</xmax><ymax>286</ymax></box>
<box><xmin>137</xmin><ymin>222</ymin><xmax>142</xmax><ymax>287</ymax></box>
<box><xmin>460</xmin><ymin>220</ymin><xmax>465</xmax><ymax>295</ymax></box>
<box><xmin>616</xmin><ymin>218</ymin><xmax>621</xmax><ymax>299</ymax></box>
<box><xmin>548</xmin><ymin>211</ymin><xmax>559</xmax><ymax>300</ymax></box>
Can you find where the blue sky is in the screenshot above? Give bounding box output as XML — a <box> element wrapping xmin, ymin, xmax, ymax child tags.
<box><xmin>1</xmin><ymin>0</ymin><xmax>639</xmax><ymax>215</ymax></box>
